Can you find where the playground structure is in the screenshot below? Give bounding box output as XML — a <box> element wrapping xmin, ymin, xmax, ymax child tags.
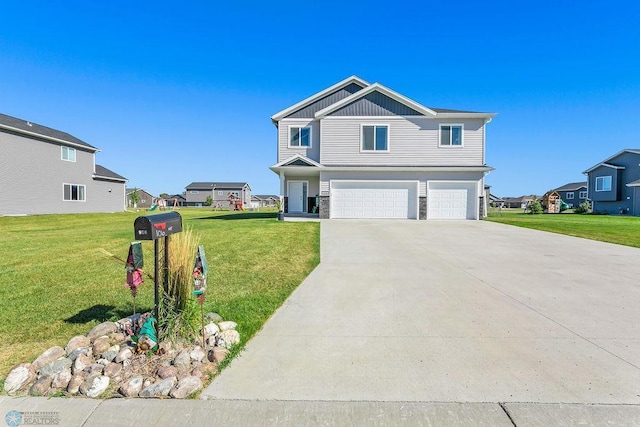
<box><xmin>227</xmin><ymin>193</ymin><xmax>244</xmax><ymax>211</ymax></box>
<box><xmin>150</xmin><ymin>197</ymin><xmax>180</xmax><ymax>211</ymax></box>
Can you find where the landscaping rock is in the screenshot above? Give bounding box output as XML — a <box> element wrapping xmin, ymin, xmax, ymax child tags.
<box><xmin>217</xmin><ymin>321</ymin><xmax>237</xmax><ymax>331</ymax></box>
<box><xmin>67</xmin><ymin>374</ymin><xmax>85</xmax><ymax>394</ymax></box>
<box><xmin>115</xmin><ymin>348</ymin><xmax>133</xmax><ymax>363</ymax></box>
<box><xmin>51</xmin><ymin>368</ymin><xmax>72</xmax><ymax>389</ymax></box>
<box><xmin>92</xmin><ymin>337</ymin><xmax>111</xmax><ymax>356</ymax></box>
<box><xmin>39</xmin><ymin>357</ymin><xmax>72</xmax><ymax>378</ymax></box>
<box><xmin>29</xmin><ymin>376</ymin><xmax>52</xmax><ymax>396</ymax></box>
<box><xmin>103</xmin><ymin>363</ymin><xmax>122</xmax><ymax>378</ymax></box>
<box><xmin>68</xmin><ymin>347</ymin><xmax>91</xmax><ymax>361</ymax></box>
<box><xmin>80</xmin><ymin>375</ymin><xmax>110</xmax><ymax>398</ymax></box>
<box><xmin>87</xmin><ymin>363</ymin><xmax>105</xmax><ymax>375</ymax></box>
<box><xmin>4</xmin><ymin>363</ymin><xmax>36</xmax><ymax>395</ymax></box>
<box><xmin>206</xmin><ymin>312</ymin><xmax>224</xmax><ymax>323</ymax></box>
<box><xmin>157</xmin><ymin>366</ymin><xmax>178</xmax><ymax>379</ymax></box>
<box><xmin>32</xmin><ymin>346</ymin><xmax>66</xmax><ymax>370</ymax></box>
<box><xmin>169</xmin><ymin>376</ymin><xmax>202</xmax><ymax>399</ymax></box>
<box><xmin>139</xmin><ymin>377</ymin><xmax>175</xmax><ymax>398</ymax></box>
<box><xmin>209</xmin><ymin>347</ymin><xmax>230</xmax><ymax>364</ymax></box>
<box><xmin>102</xmin><ymin>345</ymin><xmax>119</xmax><ymax>362</ymax></box>
<box><xmin>109</xmin><ymin>332</ymin><xmax>127</xmax><ymax>343</ymax></box>
<box><xmin>218</xmin><ymin>330</ymin><xmax>240</xmax><ymax>348</ymax></box>
<box><xmin>65</xmin><ymin>335</ymin><xmax>90</xmax><ymax>355</ymax></box>
<box><xmin>172</xmin><ymin>350</ymin><xmax>191</xmax><ymax>370</ymax></box>
<box><xmin>73</xmin><ymin>354</ymin><xmax>93</xmax><ymax>375</ymax></box>
<box><xmin>87</xmin><ymin>322</ymin><xmax>118</xmax><ymax>341</ymax></box>
<box><xmin>190</xmin><ymin>346</ymin><xmax>206</xmax><ymax>363</ymax></box>
<box><xmin>118</xmin><ymin>375</ymin><xmax>143</xmax><ymax>397</ymax></box>
<box><xmin>203</xmin><ymin>323</ymin><xmax>219</xmax><ymax>338</ymax></box>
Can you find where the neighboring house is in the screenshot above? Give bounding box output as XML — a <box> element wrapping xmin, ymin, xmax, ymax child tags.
<box><xmin>489</xmin><ymin>193</ymin><xmax>504</xmax><ymax>207</ymax></box>
<box><xmin>252</xmin><ymin>195</ymin><xmax>279</xmax><ymax>208</ymax></box>
<box><xmin>269</xmin><ymin>76</ymin><xmax>497</xmax><ymax>219</ymax></box>
<box><xmin>502</xmin><ymin>195</ymin><xmax>537</xmax><ymax>209</ymax></box>
<box><xmin>0</xmin><ymin>113</ymin><xmax>126</xmax><ymax>215</ymax></box>
<box><xmin>184</xmin><ymin>182</ymin><xmax>251</xmax><ymax>207</ymax></box>
<box><xmin>125</xmin><ymin>188</ymin><xmax>155</xmax><ymax>209</ymax></box>
<box><xmin>554</xmin><ymin>182</ymin><xmax>587</xmax><ymax>208</ymax></box>
<box><xmin>583</xmin><ymin>149</ymin><xmax>640</xmax><ymax>215</ymax></box>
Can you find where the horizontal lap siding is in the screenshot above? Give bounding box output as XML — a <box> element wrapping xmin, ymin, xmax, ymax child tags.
<box><xmin>320</xmin><ymin>117</ymin><xmax>484</xmax><ymax>166</ymax></box>
<box><xmin>278</xmin><ymin>119</ymin><xmax>320</xmax><ymax>163</ymax></box>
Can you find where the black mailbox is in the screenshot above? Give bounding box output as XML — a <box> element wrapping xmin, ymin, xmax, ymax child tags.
<box><xmin>134</xmin><ymin>212</ymin><xmax>183</xmax><ymax>240</ymax></box>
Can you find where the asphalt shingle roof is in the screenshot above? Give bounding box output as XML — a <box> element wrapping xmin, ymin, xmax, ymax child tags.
<box><xmin>0</xmin><ymin>113</ymin><xmax>97</xmax><ymax>150</ymax></box>
<box><xmin>95</xmin><ymin>165</ymin><xmax>127</xmax><ymax>181</ymax></box>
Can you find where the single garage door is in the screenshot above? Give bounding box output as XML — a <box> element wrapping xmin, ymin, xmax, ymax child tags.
<box><xmin>428</xmin><ymin>182</ymin><xmax>477</xmax><ymax>219</ymax></box>
<box><xmin>331</xmin><ymin>181</ymin><xmax>418</xmax><ymax>219</ymax></box>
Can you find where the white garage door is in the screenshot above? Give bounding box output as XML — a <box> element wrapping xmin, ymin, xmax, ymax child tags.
<box><xmin>331</xmin><ymin>181</ymin><xmax>418</xmax><ymax>219</ymax></box>
<box><xmin>428</xmin><ymin>182</ymin><xmax>477</xmax><ymax>219</ymax></box>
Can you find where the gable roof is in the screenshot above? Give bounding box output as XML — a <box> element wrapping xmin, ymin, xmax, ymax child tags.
<box><xmin>94</xmin><ymin>165</ymin><xmax>127</xmax><ymax>182</ymax></box>
<box><xmin>185</xmin><ymin>182</ymin><xmax>249</xmax><ymax>190</ymax></box>
<box><xmin>271</xmin><ymin>76</ymin><xmax>370</xmax><ymax>123</ymax></box>
<box><xmin>0</xmin><ymin>112</ymin><xmax>98</xmax><ymax>151</ymax></box>
<box><xmin>583</xmin><ymin>149</ymin><xmax>640</xmax><ymax>174</ymax></box>
<box><xmin>273</xmin><ymin>154</ymin><xmax>323</xmax><ymax>168</ymax></box>
<box><xmin>554</xmin><ymin>181</ymin><xmax>587</xmax><ymax>192</ymax></box>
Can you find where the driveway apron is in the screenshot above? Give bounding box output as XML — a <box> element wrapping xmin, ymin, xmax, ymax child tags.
<box><xmin>201</xmin><ymin>220</ymin><xmax>640</xmax><ymax>403</ymax></box>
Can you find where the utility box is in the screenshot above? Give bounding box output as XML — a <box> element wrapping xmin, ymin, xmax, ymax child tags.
<box><xmin>134</xmin><ymin>212</ymin><xmax>183</xmax><ymax>240</ymax></box>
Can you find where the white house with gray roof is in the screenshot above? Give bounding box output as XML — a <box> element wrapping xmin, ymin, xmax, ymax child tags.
<box><xmin>184</xmin><ymin>182</ymin><xmax>251</xmax><ymax>207</ymax></box>
<box><xmin>0</xmin><ymin>113</ymin><xmax>127</xmax><ymax>215</ymax></box>
<box><xmin>270</xmin><ymin>76</ymin><xmax>497</xmax><ymax>219</ymax></box>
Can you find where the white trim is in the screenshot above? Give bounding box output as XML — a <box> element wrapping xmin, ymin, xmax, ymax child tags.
<box><xmin>329</xmin><ymin>179</ymin><xmax>420</xmax><ymax>220</ymax></box>
<box><xmin>287</xmin><ymin>180</ymin><xmax>309</xmax><ymax>213</ymax></box>
<box><xmin>360</xmin><ymin>124</ymin><xmax>390</xmax><ymax>153</ymax></box>
<box><xmin>272</xmin><ymin>154</ymin><xmax>323</xmax><ymax>168</ymax></box>
<box><xmin>439</xmin><ymin>123</ymin><xmax>464</xmax><ymax>147</ymax></box>
<box><xmin>270</xmin><ymin>164</ymin><xmax>495</xmax><ymax>174</ymax></box>
<box><xmin>426</xmin><ymin>180</ymin><xmax>479</xmax><ymax>220</ymax></box>
<box><xmin>62</xmin><ymin>183</ymin><xmax>87</xmax><ymax>202</ymax></box>
<box><xmin>288</xmin><ymin>125</ymin><xmax>313</xmax><ymax>148</ymax></box>
<box><xmin>315</xmin><ymin>83</ymin><xmax>438</xmax><ymax>119</ymax></box>
<box><xmin>61</xmin><ymin>146</ymin><xmax>76</xmax><ymax>162</ymax></box>
<box><xmin>271</xmin><ymin>76</ymin><xmax>370</xmax><ymax>122</ymax></box>
<box><xmin>595</xmin><ymin>175</ymin><xmax>612</xmax><ymax>192</ymax></box>
<box><xmin>566</xmin><ymin>192</ymin><xmax>575</xmax><ymax>199</ymax></box>
<box><xmin>579</xmin><ymin>191</ymin><xmax>588</xmax><ymax>198</ymax></box>
<box><xmin>436</xmin><ymin>112</ymin><xmax>497</xmax><ymax>119</ymax></box>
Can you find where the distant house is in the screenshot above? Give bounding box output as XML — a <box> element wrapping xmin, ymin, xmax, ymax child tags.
<box><xmin>0</xmin><ymin>112</ymin><xmax>127</xmax><ymax>215</ymax></box>
<box><xmin>252</xmin><ymin>195</ymin><xmax>279</xmax><ymax>208</ymax></box>
<box><xmin>554</xmin><ymin>182</ymin><xmax>587</xmax><ymax>208</ymax></box>
<box><xmin>125</xmin><ymin>188</ymin><xmax>155</xmax><ymax>209</ymax></box>
<box><xmin>184</xmin><ymin>182</ymin><xmax>251</xmax><ymax>208</ymax></box>
<box><xmin>502</xmin><ymin>195</ymin><xmax>537</xmax><ymax>209</ymax></box>
<box><xmin>489</xmin><ymin>193</ymin><xmax>504</xmax><ymax>207</ymax></box>
<box><xmin>583</xmin><ymin>149</ymin><xmax>640</xmax><ymax>215</ymax></box>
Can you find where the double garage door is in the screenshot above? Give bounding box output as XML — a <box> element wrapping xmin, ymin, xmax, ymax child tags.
<box><xmin>330</xmin><ymin>180</ymin><xmax>477</xmax><ymax>219</ymax></box>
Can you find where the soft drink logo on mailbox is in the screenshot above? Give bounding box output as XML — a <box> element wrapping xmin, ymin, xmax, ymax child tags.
<box><xmin>134</xmin><ymin>212</ymin><xmax>183</xmax><ymax>240</ymax></box>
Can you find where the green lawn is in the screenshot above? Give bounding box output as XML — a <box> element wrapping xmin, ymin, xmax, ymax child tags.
<box><xmin>486</xmin><ymin>208</ymin><xmax>640</xmax><ymax>247</ymax></box>
<box><xmin>0</xmin><ymin>209</ymin><xmax>319</xmax><ymax>379</ymax></box>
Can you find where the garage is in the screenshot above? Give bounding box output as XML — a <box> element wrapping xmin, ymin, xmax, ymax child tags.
<box><xmin>330</xmin><ymin>181</ymin><xmax>418</xmax><ymax>219</ymax></box>
<box><xmin>427</xmin><ymin>181</ymin><xmax>477</xmax><ymax>219</ymax></box>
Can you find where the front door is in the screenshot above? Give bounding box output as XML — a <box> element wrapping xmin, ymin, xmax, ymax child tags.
<box><xmin>288</xmin><ymin>181</ymin><xmax>307</xmax><ymax>213</ymax></box>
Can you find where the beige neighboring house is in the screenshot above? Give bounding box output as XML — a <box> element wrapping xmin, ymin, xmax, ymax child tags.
<box><xmin>0</xmin><ymin>112</ymin><xmax>126</xmax><ymax>215</ymax></box>
<box><xmin>269</xmin><ymin>76</ymin><xmax>497</xmax><ymax>219</ymax></box>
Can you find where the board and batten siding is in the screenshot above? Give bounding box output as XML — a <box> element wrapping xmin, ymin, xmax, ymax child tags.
<box><xmin>277</xmin><ymin>119</ymin><xmax>320</xmax><ymax>163</ymax></box>
<box><xmin>0</xmin><ymin>130</ymin><xmax>125</xmax><ymax>215</ymax></box>
<box><xmin>319</xmin><ymin>117</ymin><xmax>485</xmax><ymax>166</ymax></box>
<box><xmin>319</xmin><ymin>170</ymin><xmax>484</xmax><ymax>196</ymax></box>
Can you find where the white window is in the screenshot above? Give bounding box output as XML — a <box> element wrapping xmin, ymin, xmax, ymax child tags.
<box><xmin>229</xmin><ymin>191</ymin><xmax>239</xmax><ymax>197</ymax></box>
<box><xmin>439</xmin><ymin>124</ymin><xmax>463</xmax><ymax>146</ymax></box>
<box><xmin>566</xmin><ymin>192</ymin><xmax>575</xmax><ymax>199</ymax></box>
<box><xmin>61</xmin><ymin>146</ymin><xmax>76</xmax><ymax>162</ymax></box>
<box><xmin>218</xmin><ymin>191</ymin><xmax>223</xmax><ymax>196</ymax></box>
<box><xmin>361</xmin><ymin>125</ymin><xmax>388</xmax><ymax>151</ymax></box>
<box><xmin>579</xmin><ymin>191</ymin><xmax>587</xmax><ymax>199</ymax></box>
<box><xmin>190</xmin><ymin>190</ymin><xmax>199</xmax><ymax>194</ymax></box>
<box><xmin>63</xmin><ymin>184</ymin><xmax>85</xmax><ymax>201</ymax></box>
<box><xmin>289</xmin><ymin>126</ymin><xmax>311</xmax><ymax>147</ymax></box>
<box><xmin>595</xmin><ymin>176</ymin><xmax>612</xmax><ymax>192</ymax></box>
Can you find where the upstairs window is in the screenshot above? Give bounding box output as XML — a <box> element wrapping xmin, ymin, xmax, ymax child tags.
<box><xmin>61</xmin><ymin>146</ymin><xmax>76</xmax><ymax>162</ymax></box>
<box><xmin>361</xmin><ymin>125</ymin><xmax>388</xmax><ymax>151</ymax></box>
<box><xmin>595</xmin><ymin>176</ymin><xmax>612</xmax><ymax>192</ymax></box>
<box><xmin>440</xmin><ymin>124</ymin><xmax>463</xmax><ymax>146</ymax></box>
<box><xmin>566</xmin><ymin>192</ymin><xmax>575</xmax><ymax>199</ymax></box>
<box><xmin>579</xmin><ymin>191</ymin><xmax>587</xmax><ymax>199</ymax></box>
<box><xmin>289</xmin><ymin>126</ymin><xmax>311</xmax><ymax>147</ymax></box>
<box><xmin>63</xmin><ymin>184</ymin><xmax>85</xmax><ymax>201</ymax></box>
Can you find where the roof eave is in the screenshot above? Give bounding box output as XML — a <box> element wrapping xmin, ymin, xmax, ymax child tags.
<box><xmin>436</xmin><ymin>112</ymin><xmax>498</xmax><ymax>119</ymax></box>
<box><xmin>0</xmin><ymin>123</ymin><xmax>99</xmax><ymax>152</ymax></box>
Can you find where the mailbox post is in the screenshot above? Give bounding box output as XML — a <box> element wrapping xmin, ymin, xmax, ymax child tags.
<box><xmin>133</xmin><ymin>212</ymin><xmax>183</xmax><ymax>321</ymax></box>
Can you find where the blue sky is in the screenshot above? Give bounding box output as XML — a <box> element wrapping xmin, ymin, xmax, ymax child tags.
<box><xmin>1</xmin><ymin>1</ymin><xmax>639</xmax><ymax>197</ymax></box>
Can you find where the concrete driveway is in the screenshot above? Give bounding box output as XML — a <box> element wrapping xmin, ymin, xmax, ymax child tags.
<box><xmin>201</xmin><ymin>220</ymin><xmax>640</xmax><ymax>404</ymax></box>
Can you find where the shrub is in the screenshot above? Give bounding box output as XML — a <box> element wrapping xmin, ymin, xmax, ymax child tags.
<box><xmin>526</xmin><ymin>199</ymin><xmax>543</xmax><ymax>214</ymax></box>
<box><xmin>574</xmin><ymin>201</ymin><xmax>591</xmax><ymax>214</ymax></box>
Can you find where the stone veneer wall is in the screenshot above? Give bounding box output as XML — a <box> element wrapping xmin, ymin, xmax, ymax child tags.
<box><xmin>319</xmin><ymin>196</ymin><xmax>330</xmax><ymax>219</ymax></box>
<box><xmin>419</xmin><ymin>197</ymin><xmax>427</xmax><ymax>220</ymax></box>
<box><xmin>479</xmin><ymin>196</ymin><xmax>485</xmax><ymax>219</ymax></box>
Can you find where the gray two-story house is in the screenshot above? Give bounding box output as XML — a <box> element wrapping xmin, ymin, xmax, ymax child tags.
<box><xmin>0</xmin><ymin>113</ymin><xmax>127</xmax><ymax>215</ymax></box>
<box><xmin>269</xmin><ymin>76</ymin><xmax>496</xmax><ymax>219</ymax></box>
<box><xmin>184</xmin><ymin>182</ymin><xmax>251</xmax><ymax>208</ymax></box>
<box><xmin>583</xmin><ymin>149</ymin><xmax>640</xmax><ymax>215</ymax></box>
<box><xmin>554</xmin><ymin>182</ymin><xmax>588</xmax><ymax>208</ymax></box>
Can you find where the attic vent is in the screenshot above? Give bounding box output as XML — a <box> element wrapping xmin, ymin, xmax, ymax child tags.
<box><xmin>26</xmin><ymin>121</ymin><xmax>33</xmax><ymax>127</ymax></box>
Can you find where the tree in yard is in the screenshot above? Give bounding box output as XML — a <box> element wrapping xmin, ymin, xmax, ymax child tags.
<box><xmin>526</xmin><ymin>199</ymin><xmax>543</xmax><ymax>214</ymax></box>
<box><xmin>129</xmin><ymin>188</ymin><xmax>140</xmax><ymax>208</ymax></box>
<box><xmin>204</xmin><ymin>195</ymin><xmax>213</xmax><ymax>206</ymax></box>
